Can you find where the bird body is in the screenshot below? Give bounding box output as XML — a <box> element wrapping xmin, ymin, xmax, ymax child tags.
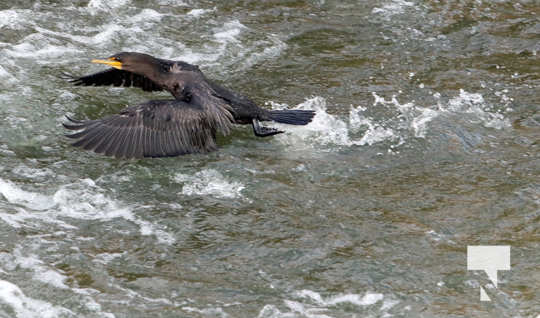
<box><xmin>64</xmin><ymin>52</ymin><xmax>315</xmax><ymax>158</ymax></box>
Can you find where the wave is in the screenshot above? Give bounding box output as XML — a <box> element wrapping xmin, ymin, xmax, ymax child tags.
<box><xmin>0</xmin><ymin>250</ymin><xmax>116</xmax><ymax>317</ymax></box>
<box><xmin>257</xmin><ymin>289</ymin><xmax>396</xmax><ymax>318</ymax></box>
<box><xmin>0</xmin><ymin>177</ymin><xmax>174</xmax><ymax>244</ymax></box>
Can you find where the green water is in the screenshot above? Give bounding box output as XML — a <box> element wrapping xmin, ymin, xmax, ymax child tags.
<box><xmin>0</xmin><ymin>1</ymin><xmax>538</xmax><ymax>317</ymax></box>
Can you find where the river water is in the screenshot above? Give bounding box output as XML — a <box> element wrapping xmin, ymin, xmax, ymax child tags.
<box><xmin>0</xmin><ymin>1</ymin><xmax>538</xmax><ymax>317</ymax></box>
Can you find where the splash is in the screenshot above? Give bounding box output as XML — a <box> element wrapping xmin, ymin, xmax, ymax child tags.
<box><xmin>0</xmin><ymin>177</ymin><xmax>174</xmax><ymax>244</ymax></box>
<box><xmin>269</xmin><ymin>89</ymin><xmax>509</xmax><ymax>154</ymax></box>
<box><xmin>371</xmin><ymin>92</ymin><xmax>440</xmax><ymax>138</ymax></box>
<box><xmin>269</xmin><ymin>96</ymin><xmax>401</xmax><ymax>149</ymax></box>
<box><xmin>174</xmin><ymin>169</ymin><xmax>245</xmax><ymax>199</ymax></box>
<box><xmin>442</xmin><ymin>89</ymin><xmax>510</xmax><ymax>129</ymax></box>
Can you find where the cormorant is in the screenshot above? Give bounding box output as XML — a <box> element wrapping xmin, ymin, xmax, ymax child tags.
<box><xmin>63</xmin><ymin>52</ymin><xmax>315</xmax><ymax>159</ymax></box>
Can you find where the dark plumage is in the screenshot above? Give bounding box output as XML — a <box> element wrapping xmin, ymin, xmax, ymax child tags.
<box><xmin>64</xmin><ymin>52</ymin><xmax>315</xmax><ymax>159</ymax></box>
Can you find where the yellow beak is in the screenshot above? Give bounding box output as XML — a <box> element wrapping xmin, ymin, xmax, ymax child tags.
<box><xmin>91</xmin><ymin>58</ymin><xmax>123</xmax><ymax>70</ymax></box>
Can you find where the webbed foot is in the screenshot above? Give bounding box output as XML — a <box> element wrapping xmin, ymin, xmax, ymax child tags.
<box><xmin>252</xmin><ymin>119</ymin><xmax>284</xmax><ymax>137</ymax></box>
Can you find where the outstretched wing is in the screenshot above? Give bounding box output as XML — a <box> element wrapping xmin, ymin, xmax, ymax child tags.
<box><xmin>63</xmin><ymin>99</ymin><xmax>233</xmax><ymax>159</ymax></box>
<box><xmin>65</xmin><ymin>58</ymin><xmax>201</xmax><ymax>93</ymax></box>
<box><xmin>66</xmin><ymin>68</ymin><xmax>164</xmax><ymax>92</ymax></box>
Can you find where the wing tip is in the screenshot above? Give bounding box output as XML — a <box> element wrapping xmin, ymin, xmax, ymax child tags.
<box><xmin>63</xmin><ymin>116</ymin><xmax>86</xmax><ymax>130</ymax></box>
<box><xmin>60</xmin><ymin>72</ymin><xmax>83</xmax><ymax>85</ymax></box>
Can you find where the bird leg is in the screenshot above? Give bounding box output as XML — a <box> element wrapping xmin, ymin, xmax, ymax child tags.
<box><xmin>252</xmin><ymin>119</ymin><xmax>284</xmax><ymax>137</ymax></box>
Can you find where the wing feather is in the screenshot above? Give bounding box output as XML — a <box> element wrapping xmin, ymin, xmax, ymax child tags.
<box><xmin>65</xmin><ymin>95</ymin><xmax>234</xmax><ymax>158</ymax></box>
<box><xmin>121</xmin><ymin>125</ymin><xmax>136</xmax><ymax>159</ymax></box>
<box><xmin>93</xmin><ymin>125</ymin><xmax>117</xmax><ymax>154</ymax></box>
<box><xmin>147</xmin><ymin>125</ymin><xmax>158</xmax><ymax>157</ymax></box>
<box><xmin>104</xmin><ymin>125</ymin><xmax>125</xmax><ymax>157</ymax></box>
<box><xmin>162</xmin><ymin>122</ymin><xmax>174</xmax><ymax>156</ymax></box>
<box><xmin>85</xmin><ymin>123</ymin><xmax>112</xmax><ymax>152</ymax></box>
<box><xmin>71</xmin><ymin>122</ymin><xmax>105</xmax><ymax>149</ymax></box>
<box><xmin>67</xmin><ymin>69</ymin><xmax>163</xmax><ymax>92</ymax></box>
<box><xmin>131</xmin><ymin>117</ymin><xmax>144</xmax><ymax>159</ymax></box>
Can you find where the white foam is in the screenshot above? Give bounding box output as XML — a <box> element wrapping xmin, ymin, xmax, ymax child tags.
<box><xmin>0</xmin><ymin>65</ymin><xmax>18</xmax><ymax>84</ymax></box>
<box><xmin>213</xmin><ymin>20</ymin><xmax>246</xmax><ymax>43</ymax></box>
<box><xmin>93</xmin><ymin>252</ymin><xmax>125</xmax><ymax>265</ymax></box>
<box><xmin>380</xmin><ymin>298</ymin><xmax>400</xmax><ymax>311</ymax></box>
<box><xmin>372</xmin><ymin>0</ymin><xmax>415</xmax><ymax>17</ymax></box>
<box><xmin>0</xmin><ymin>178</ymin><xmax>174</xmax><ymax>244</ymax></box>
<box><xmin>0</xmin><ymin>247</ymin><xmax>69</xmax><ymax>290</ymax></box>
<box><xmin>282</xmin><ymin>300</ymin><xmax>332</xmax><ymax>318</ymax></box>
<box><xmin>0</xmin><ymin>247</ymin><xmax>117</xmax><ymax>317</ymax></box>
<box><xmin>34</xmin><ymin>24</ymin><xmax>123</xmax><ymax>48</ymax></box>
<box><xmin>410</xmin><ymin>108</ymin><xmax>439</xmax><ymax>138</ymax></box>
<box><xmin>128</xmin><ymin>8</ymin><xmax>163</xmax><ymax>24</ymax></box>
<box><xmin>187</xmin><ymin>8</ymin><xmax>214</xmax><ymax>18</ymax></box>
<box><xmin>371</xmin><ymin>92</ymin><xmax>439</xmax><ymax>138</ymax></box>
<box><xmin>443</xmin><ymin>89</ymin><xmax>510</xmax><ymax>129</ymax></box>
<box><xmin>13</xmin><ymin>165</ymin><xmax>55</xmax><ymax>181</ymax></box>
<box><xmin>258</xmin><ymin>290</ymin><xmax>387</xmax><ymax>318</ymax></box>
<box><xmin>173</xmin><ymin>169</ymin><xmax>245</xmax><ymax>199</ymax></box>
<box><xmin>270</xmin><ymin>97</ymin><xmax>400</xmax><ymax>148</ymax></box>
<box><xmin>87</xmin><ymin>0</ymin><xmax>130</xmax><ymax>13</ymax></box>
<box><xmin>157</xmin><ymin>0</ymin><xmax>187</xmax><ymax>5</ymax></box>
<box><xmin>241</xmin><ymin>36</ymin><xmax>287</xmax><ymax>70</ymax></box>
<box><xmin>0</xmin><ymin>9</ymin><xmax>26</xmax><ymax>29</ymax></box>
<box><xmin>350</xmin><ymin>108</ymin><xmax>399</xmax><ymax>145</ymax></box>
<box><xmin>53</xmin><ymin>179</ymin><xmax>175</xmax><ymax>244</ymax></box>
<box><xmin>330</xmin><ymin>293</ymin><xmax>383</xmax><ymax>306</ymax></box>
<box><xmin>295</xmin><ymin>289</ymin><xmax>324</xmax><ymax>304</ymax></box>
<box><xmin>182</xmin><ymin>306</ymin><xmax>229</xmax><ymax>317</ymax></box>
<box><xmin>257</xmin><ymin>305</ymin><xmax>290</xmax><ymax>318</ymax></box>
<box><xmin>0</xmin><ymin>178</ymin><xmax>55</xmax><ymax>211</ymax></box>
<box><xmin>4</xmin><ymin>39</ymin><xmax>81</xmax><ymax>60</ymax></box>
<box><xmin>296</xmin><ymin>289</ymin><xmax>384</xmax><ymax>306</ymax></box>
<box><xmin>163</xmin><ymin>20</ymin><xmax>248</xmax><ymax>66</ymax></box>
<box><xmin>297</xmin><ymin>88</ymin><xmax>512</xmax><ymax>154</ymax></box>
<box><xmin>52</xmin><ymin>179</ymin><xmax>133</xmax><ymax>221</ymax></box>
<box><xmin>0</xmin><ymin>280</ymin><xmax>75</xmax><ymax>318</ymax></box>
<box><xmin>136</xmin><ymin>219</ymin><xmax>175</xmax><ymax>245</ymax></box>
<box><xmin>76</xmin><ymin>294</ymin><xmax>115</xmax><ymax>318</ymax></box>
<box><xmin>270</xmin><ymin>97</ymin><xmax>351</xmax><ymax>147</ymax></box>
<box><xmin>167</xmin><ymin>19</ymin><xmax>285</xmax><ymax>71</ymax></box>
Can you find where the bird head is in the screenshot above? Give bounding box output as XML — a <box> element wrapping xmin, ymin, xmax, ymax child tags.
<box><xmin>91</xmin><ymin>52</ymin><xmax>159</xmax><ymax>74</ymax></box>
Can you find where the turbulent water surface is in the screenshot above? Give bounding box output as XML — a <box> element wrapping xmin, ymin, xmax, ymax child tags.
<box><xmin>0</xmin><ymin>0</ymin><xmax>539</xmax><ymax>317</ymax></box>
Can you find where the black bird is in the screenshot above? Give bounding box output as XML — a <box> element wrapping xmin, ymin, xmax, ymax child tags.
<box><xmin>63</xmin><ymin>52</ymin><xmax>315</xmax><ymax>159</ymax></box>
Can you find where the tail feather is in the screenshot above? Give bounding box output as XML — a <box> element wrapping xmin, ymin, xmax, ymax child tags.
<box><xmin>268</xmin><ymin>109</ymin><xmax>315</xmax><ymax>125</ymax></box>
